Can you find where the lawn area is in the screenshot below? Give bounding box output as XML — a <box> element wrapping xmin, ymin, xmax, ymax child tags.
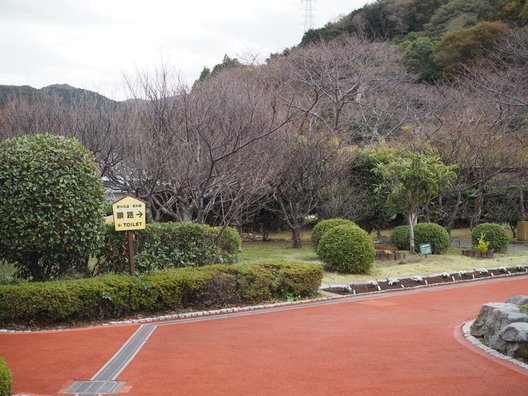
<box><xmin>239</xmin><ymin>228</ymin><xmax>528</xmax><ymax>285</ymax></box>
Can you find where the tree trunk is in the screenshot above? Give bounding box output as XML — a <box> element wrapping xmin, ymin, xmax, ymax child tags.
<box><xmin>471</xmin><ymin>189</ymin><xmax>483</xmax><ymax>229</ymax></box>
<box><xmin>291</xmin><ymin>227</ymin><xmax>302</xmax><ymax>248</ymax></box>
<box><xmin>408</xmin><ymin>211</ymin><xmax>416</xmax><ymax>253</ymax></box>
<box><xmin>520</xmin><ymin>187</ymin><xmax>525</xmax><ymax>221</ymax></box>
<box><xmin>445</xmin><ymin>191</ymin><xmax>463</xmax><ymax>236</ymax></box>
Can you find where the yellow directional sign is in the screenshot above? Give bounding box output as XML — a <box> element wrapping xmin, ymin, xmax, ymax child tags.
<box><xmin>112</xmin><ymin>195</ymin><xmax>146</xmax><ymax>231</ymax></box>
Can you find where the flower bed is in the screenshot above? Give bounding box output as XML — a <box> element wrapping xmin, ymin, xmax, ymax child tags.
<box><xmin>323</xmin><ymin>265</ymin><xmax>528</xmax><ymax>296</ymax></box>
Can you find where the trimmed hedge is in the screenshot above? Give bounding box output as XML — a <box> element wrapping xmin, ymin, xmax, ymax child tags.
<box><xmin>94</xmin><ymin>222</ymin><xmax>240</xmax><ymax>274</ymax></box>
<box><xmin>390</xmin><ymin>223</ymin><xmax>450</xmax><ymax>254</ymax></box>
<box><xmin>0</xmin><ymin>261</ymin><xmax>323</xmax><ymax>327</ymax></box>
<box><xmin>317</xmin><ymin>224</ymin><xmax>375</xmax><ymax>274</ymax></box>
<box><xmin>471</xmin><ymin>223</ymin><xmax>509</xmax><ymax>254</ymax></box>
<box><xmin>311</xmin><ymin>218</ymin><xmax>357</xmax><ymax>249</ymax></box>
<box><xmin>0</xmin><ymin>357</ymin><xmax>11</xmax><ymax>396</ymax></box>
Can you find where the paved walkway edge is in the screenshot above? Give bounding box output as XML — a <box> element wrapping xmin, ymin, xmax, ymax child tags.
<box><xmin>460</xmin><ymin>321</ymin><xmax>528</xmax><ymax>374</ymax></box>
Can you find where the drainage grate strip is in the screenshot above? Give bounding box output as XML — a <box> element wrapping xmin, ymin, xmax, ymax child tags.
<box><xmin>63</xmin><ymin>380</ymin><xmax>125</xmax><ymax>394</ymax></box>
<box><xmin>91</xmin><ymin>324</ymin><xmax>157</xmax><ymax>381</ymax></box>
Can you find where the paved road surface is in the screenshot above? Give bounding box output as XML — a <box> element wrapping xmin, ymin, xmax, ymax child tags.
<box><xmin>1</xmin><ymin>276</ymin><xmax>527</xmax><ymax>395</ymax></box>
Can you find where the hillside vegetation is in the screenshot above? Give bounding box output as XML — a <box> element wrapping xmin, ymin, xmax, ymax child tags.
<box><xmin>1</xmin><ymin>0</ymin><xmax>527</xmax><ymax>247</ymax></box>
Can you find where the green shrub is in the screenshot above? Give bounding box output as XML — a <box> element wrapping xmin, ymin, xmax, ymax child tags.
<box><xmin>208</xmin><ymin>226</ymin><xmax>242</xmax><ymax>262</ymax></box>
<box><xmin>0</xmin><ymin>356</ymin><xmax>12</xmax><ymax>396</ymax></box>
<box><xmin>94</xmin><ymin>222</ymin><xmax>222</xmax><ymax>274</ymax></box>
<box><xmin>471</xmin><ymin>223</ymin><xmax>509</xmax><ymax>253</ymax></box>
<box><xmin>0</xmin><ymin>261</ymin><xmax>323</xmax><ymax>327</ymax></box>
<box><xmin>391</xmin><ymin>225</ymin><xmax>410</xmax><ymax>250</ymax></box>
<box><xmin>317</xmin><ymin>225</ymin><xmax>375</xmax><ymax>273</ymax></box>
<box><xmin>390</xmin><ymin>223</ymin><xmax>450</xmax><ymax>254</ymax></box>
<box><xmin>0</xmin><ymin>134</ymin><xmax>105</xmax><ymax>281</ymax></box>
<box><xmin>311</xmin><ymin>218</ymin><xmax>357</xmax><ymax>248</ymax></box>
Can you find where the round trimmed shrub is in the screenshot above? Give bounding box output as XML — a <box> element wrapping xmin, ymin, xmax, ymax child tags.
<box><xmin>390</xmin><ymin>225</ymin><xmax>410</xmax><ymax>250</ymax></box>
<box><xmin>390</xmin><ymin>223</ymin><xmax>450</xmax><ymax>254</ymax></box>
<box><xmin>0</xmin><ymin>134</ymin><xmax>105</xmax><ymax>281</ymax></box>
<box><xmin>317</xmin><ymin>224</ymin><xmax>375</xmax><ymax>273</ymax></box>
<box><xmin>471</xmin><ymin>223</ymin><xmax>509</xmax><ymax>253</ymax></box>
<box><xmin>0</xmin><ymin>356</ymin><xmax>12</xmax><ymax>396</ymax></box>
<box><xmin>311</xmin><ymin>218</ymin><xmax>357</xmax><ymax>249</ymax></box>
<box><xmin>209</xmin><ymin>226</ymin><xmax>242</xmax><ymax>257</ymax></box>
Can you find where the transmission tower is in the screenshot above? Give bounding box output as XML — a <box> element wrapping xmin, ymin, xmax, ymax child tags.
<box><xmin>301</xmin><ymin>0</ymin><xmax>315</xmax><ymax>31</ymax></box>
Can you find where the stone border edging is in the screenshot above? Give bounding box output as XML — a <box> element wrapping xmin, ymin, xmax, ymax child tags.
<box><xmin>461</xmin><ymin>321</ymin><xmax>528</xmax><ymax>372</ymax></box>
<box><xmin>320</xmin><ymin>266</ymin><xmax>528</xmax><ymax>290</ymax></box>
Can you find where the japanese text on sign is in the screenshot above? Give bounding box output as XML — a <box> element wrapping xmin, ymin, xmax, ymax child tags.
<box><xmin>112</xmin><ymin>196</ymin><xmax>146</xmax><ymax>231</ymax></box>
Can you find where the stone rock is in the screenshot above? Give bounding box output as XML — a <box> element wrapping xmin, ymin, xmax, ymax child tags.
<box><xmin>505</xmin><ymin>295</ymin><xmax>528</xmax><ymax>305</ymax></box>
<box><xmin>501</xmin><ymin>323</ymin><xmax>528</xmax><ymax>360</ymax></box>
<box><xmin>470</xmin><ymin>303</ymin><xmax>526</xmax><ymax>338</ymax></box>
<box><xmin>471</xmin><ymin>300</ymin><xmax>528</xmax><ymax>360</ymax></box>
<box><xmin>500</xmin><ymin>322</ymin><xmax>528</xmax><ymax>342</ymax></box>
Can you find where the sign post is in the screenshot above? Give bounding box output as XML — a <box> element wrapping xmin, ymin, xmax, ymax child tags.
<box><xmin>419</xmin><ymin>243</ymin><xmax>432</xmax><ymax>257</ymax></box>
<box><xmin>111</xmin><ymin>196</ymin><xmax>146</xmax><ymax>276</ymax></box>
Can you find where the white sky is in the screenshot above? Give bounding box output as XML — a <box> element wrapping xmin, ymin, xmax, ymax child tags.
<box><xmin>0</xmin><ymin>0</ymin><xmax>370</xmax><ymax>99</ymax></box>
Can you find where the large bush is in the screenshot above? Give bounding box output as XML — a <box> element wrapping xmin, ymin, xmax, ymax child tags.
<box><xmin>317</xmin><ymin>224</ymin><xmax>375</xmax><ymax>273</ymax></box>
<box><xmin>94</xmin><ymin>222</ymin><xmax>223</xmax><ymax>274</ymax></box>
<box><xmin>311</xmin><ymin>218</ymin><xmax>357</xmax><ymax>249</ymax></box>
<box><xmin>471</xmin><ymin>223</ymin><xmax>509</xmax><ymax>253</ymax></box>
<box><xmin>0</xmin><ymin>261</ymin><xmax>323</xmax><ymax>327</ymax></box>
<box><xmin>390</xmin><ymin>223</ymin><xmax>450</xmax><ymax>254</ymax></box>
<box><xmin>0</xmin><ymin>357</ymin><xmax>12</xmax><ymax>396</ymax></box>
<box><xmin>0</xmin><ymin>134</ymin><xmax>105</xmax><ymax>281</ymax></box>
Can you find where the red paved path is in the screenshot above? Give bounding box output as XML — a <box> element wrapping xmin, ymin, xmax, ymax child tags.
<box><xmin>1</xmin><ymin>277</ymin><xmax>528</xmax><ymax>395</ymax></box>
<box><xmin>0</xmin><ymin>325</ymin><xmax>138</xmax><ymax>395</ymax></box>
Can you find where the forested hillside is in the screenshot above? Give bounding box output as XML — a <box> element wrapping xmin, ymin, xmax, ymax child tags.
<box><xmin>1</xmin><ymin>0</ymin><xmax>527</xmax><ymax>246</ymax></box>
<box><xmin>301</xmin><ymin>0</ymin><xmax>527</xmax><ymax>80</ymax></box>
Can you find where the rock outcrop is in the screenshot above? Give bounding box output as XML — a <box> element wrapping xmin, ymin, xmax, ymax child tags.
<box><xmin>470</xmin><ymin>296</ymin><xmax>528</xmax><ymax>362</ymax></box>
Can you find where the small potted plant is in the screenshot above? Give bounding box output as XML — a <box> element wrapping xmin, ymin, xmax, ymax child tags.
<box><xmin>472</xmin><ymin>234</ymin><xmax>493</xmax><ymax>258</ymax></box>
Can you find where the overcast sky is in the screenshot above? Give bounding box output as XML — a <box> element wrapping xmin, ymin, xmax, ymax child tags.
<box><xmin>0</xmin><ymin>0</ymin><xmax>370</xmax><ymax>99</ymax></box>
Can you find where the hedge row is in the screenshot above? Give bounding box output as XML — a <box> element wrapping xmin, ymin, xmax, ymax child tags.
<box><xmin>94</xmin><ymin>222</ymin><xmax>242</xmax><ymax>275</ymax></box>
<box><xmin>0</xmin><ymin>261</ymin><xmax>323</xmax><ymax>327</ymax></box>
<box><xmin>0</xmin><ymin>357</ymin><xmax>11</xmax><ymax>396</ymax></box>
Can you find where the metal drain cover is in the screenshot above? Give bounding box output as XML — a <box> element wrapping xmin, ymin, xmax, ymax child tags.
<box><xmin>63</xmin><ymin>380</ymin><xmax>125</xmax><ymax>394</ymax></box>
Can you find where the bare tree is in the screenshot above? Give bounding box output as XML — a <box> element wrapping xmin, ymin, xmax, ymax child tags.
<box><xmin>270</xmin><ymin>124</ymin><xmax>353</xmax><ymax>248</ymax></box>
<box><xmin>110</xmin><ymin>64</ymin><xmax>293</xmax><ymax>228</ymax></box>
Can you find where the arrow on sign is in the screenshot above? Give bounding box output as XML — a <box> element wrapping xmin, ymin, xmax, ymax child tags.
<box><xmin>136</xmin><ymin>212</ymin><xmax>143</xmax><ymax>218</ymax></box>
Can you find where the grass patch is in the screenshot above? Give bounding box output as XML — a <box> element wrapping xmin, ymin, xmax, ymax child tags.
<box><xmin>521</xmin><ymin>303</ymin><xmax>528</xmax><ymax>315</ymax></box>
<box><xmin>240</xmin><ymin>228</ymin><xmax>528</xmax><ymax>285</ymax></box>
<box><xmin>239</xmin><ymin>240</ymin><xmax>319</xmax><ymax>264</ymax></box>
<box><xmin>322</xmin><ymin>252</ymin><xmax>528</xmax><ymax>284</ymax></box>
